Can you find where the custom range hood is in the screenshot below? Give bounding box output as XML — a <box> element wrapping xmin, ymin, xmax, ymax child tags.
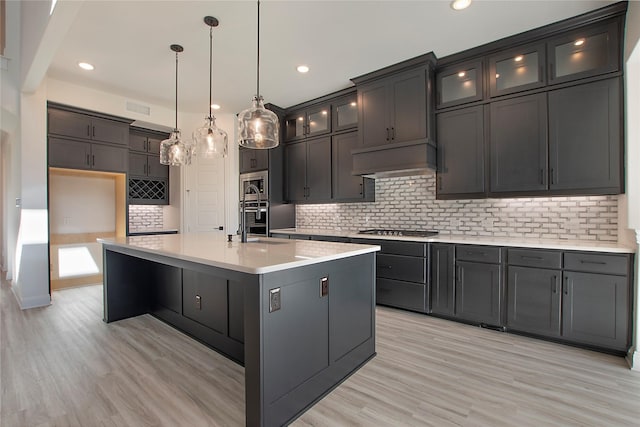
<box><xmin>350</xmin><ymin>53</ymin><xmax>437</xmax><ymax>178</ymax></box>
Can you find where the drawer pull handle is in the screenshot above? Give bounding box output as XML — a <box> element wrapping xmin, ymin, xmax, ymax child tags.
<box><xmin>521</xmin><ymin>255</ymin><xmax>543</xmax><ymax>260</ymax></box>
<box><xmin>377</xmin><ymin>265</ymin><xmax>392</xmax><ymax>269</ymax></box>
<box><xmin>580</xmin><ymin>260</ymin><xmax>607</xmax><ymax>265</ymax></box>
<box><xmin>552</xmin><ymin>276</ymin><xmax>557</xmax><ymax>294</ymax></box>
<box><xmin>467</xmin><ymin>251</ymin><xmax>486</xmax><ymax>256</ymax></box>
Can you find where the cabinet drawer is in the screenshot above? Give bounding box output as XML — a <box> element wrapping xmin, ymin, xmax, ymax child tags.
<box><xmin>564</xmin><ymin>252</ymin><xmax>628</xmax><ymax>276</ymax></box>
<box><xmin>456</xmin><ymin>245</ymin><xmax>501</xmax><ymax>263</ymax></box>
<box><xmin>508</xmin><ymin>248</ymin><xmax>562</xmax><ymax>269</ymax></box>
<box><xmin>352</xmin><ymin>239</ymin><xmax>426</xmax><ymax>257</ymax></box>
<box><xmin>376</xmin><ymin>278</ymin><xmax>426</xmax><ymax>313</ymax></box>
<box><xmin>310</xmin><ymin>235</ymin><xmax>350</xmax><ymax>243</ymax></box>
<box><xmin>377</xmin><ymin>254</ymin><xmax>426</xmax><ymax>283</ymax></box>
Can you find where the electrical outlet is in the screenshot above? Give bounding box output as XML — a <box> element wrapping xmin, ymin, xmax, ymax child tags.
<box><xmin>269</xmin><ymin>288</ymin><xmax>281</xmax><ymax>312</ymax></box>
<box><xmin>63</xmin><ymin>216</ymin><xmax>72</xmax><ymax>225</ymax></box>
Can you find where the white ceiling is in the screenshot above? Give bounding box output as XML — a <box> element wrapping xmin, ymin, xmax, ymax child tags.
<box><xmin>47</xmin><ymin>0</ymin><xmax>616</xmax><ymax>116</ymax></box>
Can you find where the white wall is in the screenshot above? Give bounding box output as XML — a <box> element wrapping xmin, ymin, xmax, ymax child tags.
<box><xmin>49</xmin><ymin>174</ymin><xmax>116</xmax><ymax>234</ymax></box>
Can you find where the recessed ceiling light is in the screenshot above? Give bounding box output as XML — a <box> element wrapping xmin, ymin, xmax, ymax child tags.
<box><xmin>514</xmin><ymin>55</ymin><xmax>523</xmax><ymax>62</ymax></box>
<box><xmin>297</xmin><ymin>65</ymin><xmax>310</xmax><ymax>73</ymax></box>
<box><xmin>78</xmin><ymin>62</ymin><xmax>94</xmax><ymax>71</ymax></box>
<box><xmin>574</xmin><ymin>39</ymin><xmax>585</xmax><ymax>46</ymax></box>
<box><xmin>451</xmin><ymin>0</ymin><xmax>472</xmax><ymax>11</ymax></box>
<box><xmin>211</xmin><ymin>104</ymin><xmax>221</xmax><ymax>110</ymax></box>
<box><xmin>458</xmin><ymin>71</ymin><xmax>466</xmax><ymax>77</ymax></box>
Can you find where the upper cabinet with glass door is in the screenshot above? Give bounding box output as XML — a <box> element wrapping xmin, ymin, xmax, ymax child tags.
<box><xmin>547</xmin><ymin>21</ymin><xmax>620</xmax><ymax>85</ymax></box>
<box><xmin>284</xmin><ymin>103</ymin><xmax>331</xmax><ymax>142</ymax></box>
<box><xmin>436</xmin><ymin>60</ymin><xmax>483</xmax><ymax>109</ymax></box>
<box><xmin>489</xmin><ymin>43</ymin><xmax>546</xmax><ymax>97</ymax></box>
<box><xmin>332</xmin><ymin>93</ymin><xmax>358</xmax><ymax>132</ymax></box>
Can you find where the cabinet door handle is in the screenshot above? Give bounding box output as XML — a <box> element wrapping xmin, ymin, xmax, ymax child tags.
<box><xmin>144</xmin><ymin>140</ymin><xmax>147</xmax><ymax>151</ymax></box>
<box><xmin>359</xmin><ymin>183</ymin><xmax>363</xmax><ymax>195</ymax></box>
<box><xmin>386</xmin><ymin>128</ymin><xmax>390</xmax><ymax>141</ymax></box>
<box><xmin>87</xmin><ymin>125</ymin><xmax>91</xmax><ymax>137</ymax></box>
<box><xmin>467</xmin><ymin>251</ymin><xmax>485</xmax><ymax>256</ymax></box>
<box><xmin>549</xmin><ymin>62</ymin><xmax>555</xmax><ymax>81</ymax></box>
<box><xmin>86</xmin><ymin>154</ymin><xmax>91</xmax><ymax>166</ymax></box>
<box><xmin>563</xmin><ymin>276</ymin><xmax>569</xmax><ymax>295</ymax></box>
<box><xmin>552</xmin><ymin>275</ymin><xmax>557</xmax><ymax>294</ymax></box>
<box><xmin>92</xmin><ymin>126</ymin><xmax>96</xmax><ymax>137</ymax></box>
<box><xmin>391</xmin><ymin>127</ymin><xmax>395</xmax><ymax>140</ymax></box>
<box><xmin>438</xmin><ymin>176</ymin><xmax>443</xmax><ymax>191</ymax></box>
<box><xmin>522</xmin><ymin>255</ymin><xmax>543</xmax><ymax>261</ymax></box>
<box><xmin>92</xmin><ymin>155</ymin><xmax>95</xmax><ymax>166</ymax></box>
<box><xmin>539</xmin><ymin>65</ymin><xmax>544</xmax><ymax>83</ymax></box>
<box><xmin>550</xmin><ymin>168</ymin><xmax>555</xmax><ymax>185</ymax></box>
<box><xmin>539</xmin><ymin>168</ymin><xmax>544</xmax><ymax>185</ymax></box>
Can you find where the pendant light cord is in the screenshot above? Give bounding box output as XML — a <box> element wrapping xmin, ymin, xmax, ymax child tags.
<box><xmin>175</xmin><ymin>50</ymin><xmax>179</xmax><ymax>129</ymax></box>
<box><xmin>209</xmin><ymin>25</ymin><xmax>213</xmax><ymax>119</ymax></box>
<box><xmin>256</xmin><ymin>0</ymin><xmax>260</xmax><ymax>98</ymax></box>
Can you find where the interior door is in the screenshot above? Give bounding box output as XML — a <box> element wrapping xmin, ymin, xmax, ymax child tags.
<box><xmin>184</xmin><ymin>150</ymin><xmax>226</xmax><ymax>233</ymax></box>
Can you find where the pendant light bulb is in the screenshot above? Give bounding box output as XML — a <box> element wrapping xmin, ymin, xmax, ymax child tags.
<box><xmin>160</xmin><ymin>44</ymin><xmax>191</xmax><ymax>166</ymax></box>
<box><xmin>238</xmin><ymin>0</ymin><xmax>279</xmax><ymax>150</ymax></box>
<box><xmin>194</xmin><ymin>16</ymin><xmax>228</xmax><ymax>158</ymax></box>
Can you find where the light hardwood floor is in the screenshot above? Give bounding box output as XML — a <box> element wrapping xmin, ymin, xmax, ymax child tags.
<box><xmin>2</xmin><ymin>278</ymin><xmax>639</xmax><ymax>426</ymax></box>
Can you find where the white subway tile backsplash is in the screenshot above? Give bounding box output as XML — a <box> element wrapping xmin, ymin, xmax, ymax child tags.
<box><xmin>296</xmin><ymin>175</ymin><xmax>618</xmax><ymax>243</ymax></box>
<box><xmin>128</xmin><ymin>205</ymin><xmax>164</xmax><ymax>231</ymax></box>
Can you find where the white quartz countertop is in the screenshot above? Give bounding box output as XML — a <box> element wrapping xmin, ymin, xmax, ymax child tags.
<box><xmin>271</xmin><ymin>228</ymin><xmax>636</xmax><ymax>254</ymax></box>
<box><xmin>98</xmin><ymin>233</ymin><xmax>380</xmax><ymax>274</ymax></box>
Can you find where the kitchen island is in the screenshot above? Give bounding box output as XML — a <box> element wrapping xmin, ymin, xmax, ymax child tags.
<box><xmin>99</xmin><ymin>233</ymin><xmax>379</xmax><ymax>427</ymax></box>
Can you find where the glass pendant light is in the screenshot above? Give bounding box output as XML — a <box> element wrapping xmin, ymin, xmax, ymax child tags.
<box><xmin>238</xmin><ymin>0</ymin><xmax>279</xmax><ymax>149</ymax></box>
<box><xmin>160</xmin><ymin>44</ymin><xmax>191</xmax><ymax>166</ymax></box>
<box><xmin>193</xmin><ymin>16</ymin><xmax>228</xmax><ymax>158</ymax></box>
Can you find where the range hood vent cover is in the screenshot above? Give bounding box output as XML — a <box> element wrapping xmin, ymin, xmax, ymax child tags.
<box><xmin>351</xmin><ymin>140</ymin><xmax>436</xmax><ymax>179</ymax></box>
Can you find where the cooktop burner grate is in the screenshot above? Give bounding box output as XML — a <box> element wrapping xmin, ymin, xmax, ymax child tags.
<box><xmin>358</xmin><ymin>229</ymin><xmax>439</xmax><ymax>237</ymax></box>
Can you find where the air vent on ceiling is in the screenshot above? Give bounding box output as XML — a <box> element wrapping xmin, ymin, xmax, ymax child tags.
<box><xmin>126</xmin><ymin>101</ymin><xmax>151</xmax><ymax>116</ymax></box>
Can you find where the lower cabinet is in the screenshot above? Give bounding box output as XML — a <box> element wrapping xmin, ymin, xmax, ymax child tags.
<box><xmin>562</xmin><ymin>271</ymin><xmax>629</xmax><ymax>351</ymax></box>
<box><xmin>456</xmin><ymin>260</ymin><xmax>502</xmax><ymax>326</ymax></box>
<box><xmin>454</xmin><ymin>245</ymin><xmax>503</xmax><ymax>326</ymax></box>
<box><xmin>430</xmin><ymin>244</ymin><xmax>455</xmax><ymax>316</ymax></box>
<box><xmin>182</xmin><ymin>270</ymin><xmax>228</xmax><ymax>335</ymax></box>
<box><xmin>507</xmin><ymin>266</ymin><xmax>562</xmax><ymax>338</ymax></box>
<box><xmin>506</xmin><ymin>249</ymin><xmax>631</xmax><ymax>352</ymax></box>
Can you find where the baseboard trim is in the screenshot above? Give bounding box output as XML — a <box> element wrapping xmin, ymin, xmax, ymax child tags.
<box><xmin>12</xmin><ymin>286</ymin><xmax>51</xmax><ymax>310</ymax></box>
<box><xmin>627</xmin><ymin>348</ymin><xmax>640</xmax><ymax>371</ymax></box>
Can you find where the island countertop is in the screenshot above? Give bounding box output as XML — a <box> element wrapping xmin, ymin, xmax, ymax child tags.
<box><xmin>98</xmin><ymin>232</ymin><xmax>380</xmax><ymax>274</ymax></box>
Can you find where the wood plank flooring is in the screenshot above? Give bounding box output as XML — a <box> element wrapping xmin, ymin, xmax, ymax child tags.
<box><xmin>2</xmin><ymin>278</ymin><xmax>639</xmax><ymax>426</ymax></box>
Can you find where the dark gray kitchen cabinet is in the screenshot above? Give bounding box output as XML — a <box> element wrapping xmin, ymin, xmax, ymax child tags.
<box><xmin>489</xmin><ymin>42</ymin><xmax>546</xmax><ymax>97</ymax></box>
<box><xmin>455</xmin><ymin>245</ymin><xmax>503</xmax><ymax>326</ymax></box>
<box><xmin>332</xmin><ymin>94</ymin><xmax>358</xmax><ymax>132</ymax></box>
<box><xmin>240</xmin><ymin>147</ymin><xmax>269</xmax><ymax>173</ymax></box>
<box><xmin>562</xmin><ymin>271</ymin><xmax>628</xmax><ymax>351</ymax></box>
<box><xmin>332</xmin><ymin>131</ymin><xmax>372</xmax><ymax>201</ymax></box>
<box><xmin>490</xmin><ymin>92</ymin><xmax>548</xmax><ymax>194</ymax></box>
<box><xmin>48</xmin><ymin>107</ymin><xmax>129</xmax><ymax>146</ymax></box>
<box><xmin>548</xmin><ymin>20</ymin><xmax>620</xmax><ymax>85</ymax></box>
<box><xmin>436</xmin><ymin>105</ymin><xmax>485</xmax><ymax>197</ymax></box>
<box><xmin>151</xmin><ymin>263</ymin><xmax>182</xmax><ymax>314</ymax></box>
<box><xmin>430</xmin><ymin>244</ymin><xmax>455</xmax><ymax>316</ymax></box>
<box><xmin>182</xmin><ymin>270</ymin><xmax>228</xmax><ymax>335</ymax></box>
<box><xmin>129</xmin><ymin>152</ymin><xmax>168</xmax><ymax>179</ymax></box>
<box><xmin>436</xmin><ymin>60</ymin><xmax>484</xmax><ymax>109</ymax></box>
<box><xmin>129</xmin><ymin>131</ymin><xmax>163</xmax><ymax>154</ymax></box>
<box><xmin>507</xmin><ymin>266</ymin><xmax>561</xmax><ymax>338</ymax></box>
<box><xmin>48</xmin><ymin>137</ymin><xmax>128</xmax><ymax>173</ymax></box>
<box><xmin>284</xmin><ymin>103</ymin><xmax>331</xmax><ymax>142</ymax></box>
<box><xmin>285</xmin><ymin>136</ymin><xmax>331</xmax><ymax>202</ymax></box>
<box><xmin>358</xmin><ymin>65</ymin><xmax>429</xmax><ymax>147</ymax></box>
<box><xmin>548</xmin><ymin>78</ymin><xmax>621</xmax><ymax>193</ymax></box>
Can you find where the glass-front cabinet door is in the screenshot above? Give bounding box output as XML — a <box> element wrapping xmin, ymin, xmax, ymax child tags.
<box><xmin>284</xmin><ymin>112</ymin><xmax>306</xmax><ymax>142</ymax></box>
<box><xmin>548</xmin><ymin>21</ymin><xmax>619</xmax><ymax>85</ymax></box>
<box><xmin>489</xmin><ymin>43</ymin><xmax>546</xmax><ymax>97</ymax></box>
<box><xmin>284</xmin><ymin>104</ymin><xmax>331</xmax><ymax>142</ymax></box>
<box><xmin>306</xmin><ymin>105</ymin><xmax>331</xmax><ymax>138</ymax></box>
<box><xmin>436</xmin><ymin>60</ymin><xmax>483</xmax><ymax>109</ymax></box>
<box><xmin>333</xmin><ymin>94</ymin><xmax>358</xmax><ymax>132</ymax></box>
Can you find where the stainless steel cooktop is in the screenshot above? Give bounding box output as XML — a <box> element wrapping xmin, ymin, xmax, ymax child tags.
<box><xmin>358</xmin><ymin>229</ymin><xmax>439</xmax><ymax>238</ymax></box>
